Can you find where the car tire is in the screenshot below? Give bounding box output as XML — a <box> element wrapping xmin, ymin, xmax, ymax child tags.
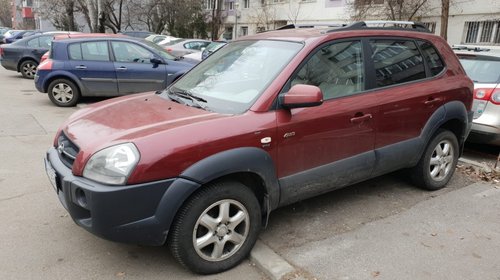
<box><xmin>168</xmin><ymin>180</ymin><xmax>261</xmax><ymax>274</ymax></box>
<box><xmin>47</xmin><ymin>79</ymin><xmax>80</xmax><ymax>107</ymax></box>
<box><xmin>20</xmin><ymin>60</ymin><xmax>38</xmax><ymax>79</ymax></box>
<box><xmin>410</xmin><ymin>129</ymin><xmax>459</xmax><ymax>190</ymax></box>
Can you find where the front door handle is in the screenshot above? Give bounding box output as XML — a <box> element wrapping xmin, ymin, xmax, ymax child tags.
<box><xmin>350</xmin><ymin>114</ymin><xmax>373</xmax><ymax>123</ymax></box>
<box><xmin>424</xmin><ymin>98</ymin><xmax>442</xmax><ymax>105</ymax></box>
<box><xmin>116</xmin><ymin>66</ymin><xmax>127</xmax><ymax>71</ymax></box>
<box><xmin>75</xmin><ymin>65</ymin><xmax>87</xmax><ymax>70</ymax></box>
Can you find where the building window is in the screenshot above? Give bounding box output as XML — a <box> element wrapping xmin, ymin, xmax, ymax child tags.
<box><xmin>243</xmin><ymin>0</ymin><xmax>250</xmax><ymax>8</ymax></box>
<box><xmin>463</xmin><ymin>21</ymin><xmax>500</xmax><ymax>44</ymax></box>
<box><xmin>241</xmin><ymin>26</ymin><xmax>248</xmax><ymax>36</ymax></box>
<box><xmin>421</xmin><ymin>22</ymin><xmax>436</xmax><ymax>33</ymax></box>
<box><xmin>204</xmin><ymin>0</ymin><xmax>213</xmax><ymax>10</ymax></box>
<box><xmin>229</xmin><ymin>1</ymin><xmax>234</xmax><ymax>10</ymax></box>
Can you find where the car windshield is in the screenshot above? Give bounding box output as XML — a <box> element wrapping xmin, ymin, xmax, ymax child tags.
<box><xmin>141</xmin><ymin>39</ymin><xmax>176</xmax><ymax>60</ymax></box>
<box><xmin>459</xmin><ymin>56</ymin><xmax>500</xmax><ymax>83</ymax></box>
<box><xmin>162</xmin><ymin>40</ymin><xmax>303</xmax><ymax>114</ymax></box>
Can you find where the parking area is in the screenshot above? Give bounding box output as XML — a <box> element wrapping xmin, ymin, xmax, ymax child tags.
<box><xmin>1</xmin><ymin>64</ymin><xmax>499</xmax><ymax>280</ymax></box>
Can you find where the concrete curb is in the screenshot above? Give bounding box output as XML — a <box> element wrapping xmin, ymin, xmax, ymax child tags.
<box><xmin>459</xmin><ymin>157</ymin><xmax>493</xmax><ymax>173</ymax></box>
<box><xmin>250</xmin><ymin>240</ymin><xmax>296</xmax><ymax>280</ymax></box>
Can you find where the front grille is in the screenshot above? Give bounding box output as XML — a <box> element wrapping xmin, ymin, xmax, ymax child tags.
<box><xmin>57</xmin><ymin>132</ymin><xmax>79</xmax><ymax>168</ymax></box>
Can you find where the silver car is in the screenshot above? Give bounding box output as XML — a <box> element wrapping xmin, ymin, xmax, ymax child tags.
<box><xmin>159</xmin><ymin>38</ymin><xmax>210</xmax><ymax>57</ymax></box>
<box><xmin>455</xmin><ymin>48</ymin><xmax>500</xmax><ymax>145</ymax></box>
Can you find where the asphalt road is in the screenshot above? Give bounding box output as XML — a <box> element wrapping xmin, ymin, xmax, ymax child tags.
<box><xmin>0</xmin><ymin>66</ymin><xmax>498</xmax><ymax>280</ymax></box>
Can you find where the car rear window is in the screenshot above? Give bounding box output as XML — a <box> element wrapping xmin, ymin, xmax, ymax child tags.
<box><xmin>458</xmin><ymin>55</ymin><xmax>500</xmax><ymax>83</ymax></box>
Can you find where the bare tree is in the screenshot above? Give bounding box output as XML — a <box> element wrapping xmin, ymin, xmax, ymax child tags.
<box><xmin>287</xmin><ymin>0</ymin><xmax>303</xmax><ymax>24</ymax></box>
<box><xmin>348</xmin><ymin>0</ymin><xmax>431</xmax><ymax>21</ymax></box>
<box><xmin>209</xmin><ymin>0</ymin><xmax>224</xmax><ymax>40</ymax></box>
<box><xmin>0</xmin><ymin>0</ymin><xmax>11</xmax><ymax>27</ymax></box>
<box><xmin>38</xmin><ymin>0</ymin><xmax>79</xmax><ymax>31</ymax></box>
<box><xmin>248</xmin><ymin>3</ymin><xmax>277</xmax><ymax>32</ymax></box>
<box><xmin>440</xmin><ymin>0</ymin><xmax>450</xmax><ymax>40</ymax></box>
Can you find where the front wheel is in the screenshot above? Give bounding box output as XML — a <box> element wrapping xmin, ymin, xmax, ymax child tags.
<box><xmin>47</xmin><ymin>79</ymin><xmax>80</xmax><ymax>107</ymax></box>
<box><xmin>168</xmin><ymin>181</ymin><xmax>261</xmax><ymax>274</ymax></box>
<box><xmin>410</xmin><ymin>129</ymin><xmax>459</xmax><ymax>190</ymax></box>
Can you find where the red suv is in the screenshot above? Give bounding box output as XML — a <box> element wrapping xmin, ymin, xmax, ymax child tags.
<box><xmin>44</xmin><ymin>21</ymin><xmax>473</xmax><ymax>274</ymax></box>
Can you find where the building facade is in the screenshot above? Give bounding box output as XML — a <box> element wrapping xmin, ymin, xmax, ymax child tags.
<box><xmin>213</xmin><ymin>0</ymin><xmax>500</xmax><ymax>47</ymax></box>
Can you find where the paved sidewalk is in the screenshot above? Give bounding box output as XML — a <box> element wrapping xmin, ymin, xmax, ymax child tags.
<box><xmin>275</xmin><ymin>181</ymin><xmax>500</xmax><ymax>279</ymax></box>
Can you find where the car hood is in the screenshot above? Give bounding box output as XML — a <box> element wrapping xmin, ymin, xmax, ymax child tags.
<box><xmin>62</xmin><ymin>92</ymin><xmax>224</xmax><ymax>153</ymax></box>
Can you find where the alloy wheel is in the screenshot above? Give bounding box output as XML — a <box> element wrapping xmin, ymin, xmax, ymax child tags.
<box><xmin>429</xmin><ymin>139</ymin><xmax>454</xmax><ymax>181</ymax></box>
<box><xmin>193</xmin><ymin>199</ymin><xmax>249</xmax><ymax>262</ymax></box>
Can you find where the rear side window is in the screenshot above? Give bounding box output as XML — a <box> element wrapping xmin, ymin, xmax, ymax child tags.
<box><xmin>418</xmin><ymin>40</ymin><xmax>445</xmax><ymax>76</ymax></box>
<box><xmin>27</xmin><ymin>38</ymin><xmax>39</xmax><ymax>48</ymax></box>
<box><xmin>69</xmin><ymin>42</ymin><xmax>110</xmax><ymax>61</ymax></box>
<box><xmin>369</xmin><ymin>39</ymin><xmax>426</xmax><ymax>87</ymax></box>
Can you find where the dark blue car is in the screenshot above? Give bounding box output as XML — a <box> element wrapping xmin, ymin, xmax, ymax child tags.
<box><xmin>35</xmin><ymin>37</ymin><xmax>195</xmax><ymax>106</ymax></box>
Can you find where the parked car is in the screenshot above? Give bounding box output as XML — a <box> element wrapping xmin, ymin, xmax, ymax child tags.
<box><xmin>35</xmin><ymin>37</ymin><xmax>195</xmax><ymax>106</ymax></box>
<box><xmin>39</xmin><ymin>33</ymin><xmax>125</xmax><ymax>65</ymax></box>
<box><xmin>120</xmin><ymin>31</ymin><xmax>154</xmax><ymax>38</ymax></box>
<box><xmin>455</xmin><ymin>47</ymin><xmax>500</xmax><ymax>145</ymax></box>
<box><xmin>145</xmin><ymin>34</ymin><xmax>170</xmax><ymax>44</ymax></box>
<box><xmin>0</xmin><ymin>32</ymin><xmax>72</xmax><ymax>78</ymax></box>
<box><xmin>3</xmin><ymin>30</ymin><xmax>36</xmax><ymax>44</ymax></box>
<box><xmin>201</xmin><ymin>40</ymin><xmax>227</xmax><ymax>60</ymax></box>
<box><xmin>156</xmin><ymin>36</ymin><xmax>181</xmax><ymax>46</ymax></box>
<box><xmin>44</xmin><ymin>21</ymin><xmax>473</xmax><ymax>274</ymax></box>
<box><xmin>0</xmin><ymin>27</ymin><xmax>11</xmax><ymax>44</ymax></box>
<box><xmin>160</xmin><ymin>38</ymin><xmax>211</xmax><ymax>57</ymax></box>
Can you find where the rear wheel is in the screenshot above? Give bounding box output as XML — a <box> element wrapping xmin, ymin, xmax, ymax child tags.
<box><xmin>168</xmin><ymin>181</ymin><xmax>261</xmax><ymax>274</ymax></box>
<box><xmin>47</xmin><ymin>79</ymin><xmax>80</xmax><ymax>107</ymax></box>
<box><xmin>410</xmin><ymin>129</ymin><xmax>459</xmax><ymax>190</ymax></box>
<box><xmin>20</xmin><ymin>60</ymin><xmax>38</xmax><ymax>79</ymax></box>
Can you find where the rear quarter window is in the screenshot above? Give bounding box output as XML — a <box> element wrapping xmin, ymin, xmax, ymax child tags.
<box><xmin>418</xmin><ymin>40</ymin><xmax>445</xmax><ymax>76</ymax></box>
<box><xmin>68</xmin><ymin>43</ymin><xmax>82</xmax><ymax>60</ymax></box>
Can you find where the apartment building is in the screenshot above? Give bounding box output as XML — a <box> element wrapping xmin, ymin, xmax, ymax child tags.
<box><xmin>216</xmin><ymin>0</ymin><xmax>500</xmax><ymax>46</ymax></box>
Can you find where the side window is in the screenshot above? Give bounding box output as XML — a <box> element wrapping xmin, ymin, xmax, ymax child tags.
<box><xmin>68</xmin><ymin>43</ymin><xmax>82</xmax><ymax>60</ymax></box>
<box><xmin>418</xmin><ymin>40</ymin><xmax>445</xmax><ymax>76</ymax></box>
<box><xmin>369</xmin><ymin>39</ymin><xmax>426</xmax><ymax>87</ymax></box>
<box><xmin>39</xmin><ymin>36</ymin><xmax>52</xmax><ymax>48</ymax></box>
<box><xmin>81</xmin><ymin>41</ymin><xmax>110</xmax><ymax>61</ymax></box>
<box><xmin>290</xmin><ymin>40</ymin><xmax>364</xmax><ymax>100</ymax></box>
<box><xmin>111</xmin><ymin>41</ymin><xmax>153</xmax><ymax>63</ymax></box>
<box><xmin>27</xmin><ymin>38</ymin><xmax>39</xmax><ymax>48</ymax></box>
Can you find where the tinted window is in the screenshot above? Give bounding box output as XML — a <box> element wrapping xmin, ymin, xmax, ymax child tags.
<box><xmin>370</xmin><ymin>39</ymin><xmax>426</xmax><ymax>87</ymax></box>
<box><xmin>418</xmin><ymin>40</ymin><xmax>445</xmax><ymax>76</ymax></box>
<box><xmin>111</xmin><ymin>41</ymin><xmax>154</xmax><ymax>63</ymax></box>
<box><xmin>81</xmin><ymin>41</ymin><xmax>110</xmax><ymax>61</ymax></box>
<box><xmin>68</xmin><ymin>43</ymin><xmax>82</xmax><ymax>60</ymax></box>
<box><xmin>291</xmin><ymin>41</ymin><xmax>364</xmax><ymax>100</ymax></box>
<box><xmin>27</xmin><ymin>38</ymin><xmax>39</xmax><ymax>48</ymax></box>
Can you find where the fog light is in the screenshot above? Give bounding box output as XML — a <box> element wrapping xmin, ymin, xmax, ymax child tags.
<box><xmin>75</xmin><ymin>188</ymin><xmax>88</xmax><ymax>209</ymax></box>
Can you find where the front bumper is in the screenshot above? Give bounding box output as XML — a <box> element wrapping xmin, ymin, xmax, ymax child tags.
<box><xmin>45</xmin><ymin>147</ymin><xmax>200</xmax><ymax>245</ymax></box>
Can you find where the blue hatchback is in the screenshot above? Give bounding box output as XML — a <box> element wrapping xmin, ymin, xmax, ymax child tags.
<box><xmin>35</xmin><ymin>37</ymin><xmax>195</xmax><ymax>106</ymax></box>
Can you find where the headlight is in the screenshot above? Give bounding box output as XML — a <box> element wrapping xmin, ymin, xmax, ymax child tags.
<box><xmin>83</xmin><ymin>143</ymin><xmax>140</xmax><ymax>185</ymax></box>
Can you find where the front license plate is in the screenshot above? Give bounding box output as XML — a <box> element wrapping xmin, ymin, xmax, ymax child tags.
<box><xmin>45</xmin><ymin>160</ymin><xmax>58</xmax><ymax>192</ymax></box>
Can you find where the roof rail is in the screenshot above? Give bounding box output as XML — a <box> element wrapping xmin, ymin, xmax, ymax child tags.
<box><xmin>328</xmin><ymin>20</ymin><xmax>431</xmax><ymax>33</ymax></box>
<box><xmin>277</xmin><ymin>23</ymin><xmax>346</xmax><ymax>30</ymax></box>
<box><xmin>452</xmin><ymin>45</ymin><xmax>491</xmax><ymax>52</ymax></box>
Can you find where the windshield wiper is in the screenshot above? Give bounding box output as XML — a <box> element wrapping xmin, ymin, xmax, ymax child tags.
<box><xmin>168</xmin><ymin>87</ymin><xmax>208</xmax><ymax>109</ymax></box>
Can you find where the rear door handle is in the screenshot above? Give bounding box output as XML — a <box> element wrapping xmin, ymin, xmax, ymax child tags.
<box><xmin>75</xmin><ymin>65</ymin><xmax>87</xmax><ymax>70</ymax></box>
<box><xmin>350</xmin><ymin>114</ymin><xmax>373</xmax><ymax>123</ymax></box>
<box><xmin>116</xmin><ymin>66</ymin><xmax>127</xmax><ymax>71</ymax></box>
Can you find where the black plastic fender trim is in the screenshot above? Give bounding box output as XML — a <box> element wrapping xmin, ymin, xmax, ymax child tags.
<box><xmin>180</xmin><ymin>147</ymin><xmax>280</xmax><ymax>211</ymax></box>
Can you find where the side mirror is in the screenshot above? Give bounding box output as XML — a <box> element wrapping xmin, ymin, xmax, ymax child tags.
<box><xmin>150</xmin><ymin>57</ymin><xmax>163</xmax><ymax>65</ymax></box>
<box><xmin>280</xmin><ymin>84</ymin><xmax>323</xmax><ymax>109</ymax></box>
